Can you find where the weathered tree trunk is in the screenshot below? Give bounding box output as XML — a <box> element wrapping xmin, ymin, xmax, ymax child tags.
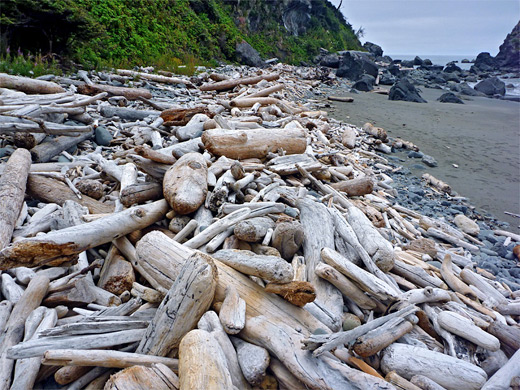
<box><xmin>199</xmin><ymin>73</ymin><xmax>279</xmax><ymax>92</ymax></box>
<box><xmin>120</xmin><ymin>182</ymin><xmax>163</xmax><ymax>207</ymax></box>
<box><xmin>202</xmin><ymin>127</ymin><xmax>307</xmax><ymax>159</ymax></box>
<box><xmin>0</xmin><ymin>148</ymin><xmax>31</xmax><ymax>250</ymax></box>
<box><xmin>0</xmin><ymin>73</ymin><xmax>65</xmax><ymax>94</ymax></box>
<box><xmin>30</xmin><ymin>131</ymin><xmax>94</xmax><ymax>163</ymax></box>
<box><xmin>178</xmin><ymin>329</ymin><xmax>233</xmax><ymax>389</ymax></box>
<box><xmin>163</xmin><ymin>153</ymin><xmax>208</xmax><ymax>215</ymax></box>
<box><xmin>0</xmin><ymin>199</ymin><xmax>168</xmax><ymax>269</ymax></box>
<box><xmin>330</xmin><ymin>177</ymin><xmax>374</xmax><ymax>196</ymax></box>
<box><xmin>482</xmin><ymin>348</ymin><xmax>520</xmax><ymax>390</ymax></box>
<box><xmin>77</xmin><ymin>83</ymin><xmax>152</xmax><ymax>100</ymax></box>
<box><xmin>380</xmin><ymin>343</ymin><xmax>487</xmax><ymax>390</ymax></box>
<box><xmin>136</xmin><ymin>252</ymin><xmax>217</xmax><ymax>357</ymax></box>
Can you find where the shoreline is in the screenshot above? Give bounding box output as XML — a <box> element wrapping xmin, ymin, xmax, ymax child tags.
<box><xmin>324</xmin><ymin>85</ymin><xmax>520</xmax><ymax>232</ymax></box>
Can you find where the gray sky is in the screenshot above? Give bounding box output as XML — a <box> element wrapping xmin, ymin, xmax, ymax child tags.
<box><xmin>328</xmin><ymin>0</ymin><xmax>519</xmax><ymax>56</ymax></box>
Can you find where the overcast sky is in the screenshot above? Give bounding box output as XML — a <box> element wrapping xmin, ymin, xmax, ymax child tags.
<box><xmin>328</xmin><ymin>0</ymin><xmax>519</xmax><ymax>56</ymax></box>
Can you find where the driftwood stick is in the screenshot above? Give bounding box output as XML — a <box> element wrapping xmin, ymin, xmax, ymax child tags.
<box><xmin>0</xmin><ymin>275</ymin><xmax>50</xmax><ymax>389</ymax></box>
<box><xmin>0</xmin><ymin>148</ymin><xmax>31</xmax><ymax>250</ymax></box>
<box><xmin>199</xmin><ymin>73</ymin><xmax>279</xmax><ymax>91</ymax></box>
<box><xmin>0</xmin><ymin>199</ymin><xmax>168</xmax><ymax>269</ymax></box>
<box><xmin>218</xmin><ymin>286</ymin><xmax>246</xmax><ymax>335</ymax></box>
<box><xmin>104</xmin><ymin>363</ymin><xmax>179</xmax><ymax>390</ymax></box>
<box><xmin>482</xmin><ymin>348</ymin><xmax>520</xmax><ymax>390</ymax></box>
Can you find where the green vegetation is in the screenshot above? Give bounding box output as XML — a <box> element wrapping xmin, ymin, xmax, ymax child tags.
<box><xmin>0</xmin><ymin>0</ymin><xmax>361</xmax><ymax>73</ymax></box>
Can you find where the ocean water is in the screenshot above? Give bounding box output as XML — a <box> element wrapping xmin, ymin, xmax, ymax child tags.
<box><xmin>388</xmin><ymin>54</ymin><xmax>520</xmax><ymax>97</ymax></box>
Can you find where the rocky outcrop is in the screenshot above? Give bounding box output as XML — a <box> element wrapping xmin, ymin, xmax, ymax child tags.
<box><xmin>474</xmin><ymin>77</ymin><xmax>506</xmax><ymax>96</ymax></box>
<box><xmin>363</xmin><ymin>41</ymin><xmax>383</xmax><ymax>57</ymax></box>
<box><xmin>336</xmin><ymin>51</ymin><xmax>378</xmax><ymax>80</ymax></box>
<box><xmin>352</xmin><ymin>74</ymin><xmax>375</xmax><ymax>91</ymax></box>
<box><xmin>473</xmin><ymin>52</ymin><xmax>496</xmax><ymax>72</ymax></box>
<box><xmin>388</xmin><ymin>78</ymin><xmax>427</xmax><ymax>103</ymax></box>
<box><xmin>235</xmin><ymin>41</ymin><xmax>266</xmax><ymax>68</ymax></box>
<box><xmin>282</xmin><ymin>0</ymin><xmax>311</xmax><ymax>36</ymax></box>
<box><xmin>437</xmin><ymin>92</ymin><xmax>464</xmax><ymax>104</ymax></box>
<box><xmin>495</xmin><ymin>21</ymin><xmax>520</xmax><ymax>70</ymax></box>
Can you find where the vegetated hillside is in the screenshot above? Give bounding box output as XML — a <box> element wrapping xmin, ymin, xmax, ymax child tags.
<box><xmin>0</xmin><ymin>0</ymin><xmax>361</xmax><ymax>69</ymax></box>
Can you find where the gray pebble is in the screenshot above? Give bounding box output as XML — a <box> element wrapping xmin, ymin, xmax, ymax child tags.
<box><xmin>95</xmin><ymin>125</ymin><xmax>113</xmax><ymax>146</ymax></box>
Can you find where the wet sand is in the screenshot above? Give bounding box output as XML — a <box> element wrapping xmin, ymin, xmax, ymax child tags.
<box><xmin>326</xmin><ymin>86</ymin><xmax>520</xmax><ymax>231</ymax></box>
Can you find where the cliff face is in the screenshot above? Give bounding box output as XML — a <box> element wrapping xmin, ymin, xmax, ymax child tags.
<box><xmin>0</xmin><ymin>0</ymin><xmax>361</xmax><ymax>67</ymax></box>
<box><xmin>495</xmin><ymin>21</ymin><xmax>520</xmax><ymax>70</ymax></box>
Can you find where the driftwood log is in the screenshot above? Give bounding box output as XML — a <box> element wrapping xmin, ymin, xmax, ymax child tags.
<box><xmin>0</xmin><ymin>73</ymin><xmax>65</xmax><ymax>94</ymax></box>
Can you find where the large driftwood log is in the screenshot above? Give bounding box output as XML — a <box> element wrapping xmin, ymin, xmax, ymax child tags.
<box><xmin>353</xmin><ymin>317</ymin><xmax>414</xmax><ymax>357</ymax></box>
<box><xmin>380</xmin><ymin>343</ymin><xmax>487</xmax><ymax>390</ymax></box>
<box><xmin>0</xmin><ymin>148</ymin><xmax>31</xmax><ymax>250</ymax></box>
<box><xmin>202</xmin><ymin>127</ymin><xmax>307</xmax><ymax>159</ymax></box>
<box><xmin>178</xmin><ymin>329</ymin><xmax>233</xmax><ymax>389</ymax></box>
<box><xmin>30</xmin><ymin>131</ymin><xmax>94</xmax><ymax>163</ymax></box>
<box><xmin>136</xmin><ymin>252</ymin><xmax>217</xmax><ymax>357</ymax></box>
<box><xmin>104</xmin><ymin>363</ymin><xmax>179</xmax><ymax>390</ymax></box>
<box><xmin>27</xmin><ymin>175</ymin><xmax>113</xmax><ymax>214</ymax></box>
<box><xmin>437</xmin><ymin>311</ymin><xmax>500</xmax><ymax>351</ymax></box>
<box><xmin>199</xmin><ymin>73</ymin><xmax>280</xmax><ymax>91</ymax></box>
<box><xmin>42</xmin><ymin>349</ymin><xmax>178</xmax><ymax>371</ymax></box>
<box><xmin>0</xmin><ymin>199</ymin><xmax>168</xmax><ymax>269</ymax></box>
<box><xmin>212</xmin><ymin>249</ymin><xmax>293</xmax><ymax>283</ymax></box>
<box><xmin>77</xmin><ymin>83</ymin><xmax>152</xmax><ymax>100</ymax></box>
<box><xmin>297</xmin><ymin>198</ymin><xmax>343</xmax><ymax>331</ymax></box>
<box><xmin>486</xmin><ymin>321</ymin><xmax>520</xmax><ymax>351</ymax></box>
<box><xmin>0</xmin><ymin>275</ymin><xmax>49</xmax><ymax>389</ymax></box>
<box><xmin>0</xmin><ymin>73</ymin><xmax>65</xmax><ymax>94</ymax></box>
<box><xmin>163</xmin><ymin>152</ymin><xmax>208</xmax><ymax>215</ymax></box>
<box><xmin>117</xmin><ymin>68</ymin><xmax>194</xmax><ymax>86</ymax></box>
<box><xmin>331</xmin><ymin>177</ymin><xmax>374</xmax><ymax>197</ymax></box>
<box><xmin>120</xmin><ymin>182</ymin><xmax>163</xmax><ymax>207</ymax></box>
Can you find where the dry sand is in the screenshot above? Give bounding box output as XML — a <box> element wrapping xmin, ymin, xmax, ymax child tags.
<box><xmin>326</xmin><ymin>86</ymin><xmax>520</xmax><ymax>231</ymax></box>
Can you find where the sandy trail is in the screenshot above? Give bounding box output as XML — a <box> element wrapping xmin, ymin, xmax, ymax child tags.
<box><xmin>327</xmin><ymin>86</ymin><xmax>520</xmax><ymax>231</ymax></box>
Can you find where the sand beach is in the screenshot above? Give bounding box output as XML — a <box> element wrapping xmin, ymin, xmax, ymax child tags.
<box><xmin>326</xmin><ymin>86</ymin><xmax>520</xmax><ymax>231</ymax></box>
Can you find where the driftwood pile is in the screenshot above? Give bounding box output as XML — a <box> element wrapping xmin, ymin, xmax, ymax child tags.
<box><xmin>0</xmin><ymin>66</ymin><xmax>519</xmax><ymax>390</ymax></box>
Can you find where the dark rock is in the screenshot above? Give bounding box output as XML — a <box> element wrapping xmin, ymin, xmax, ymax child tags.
<box><xmin>235</xmin><ymin>40</ymin><xmax>265</xmax><ymax>68</ymax></box>
<box><xmin>389</xmin><ymin>78</ymin><xmax>427</xmax><ymax>103</ymax></box>
<box><xmin>407</xmin><ymin>151</ymin><xmax>424</xmax><ymax>158</ymax></box>
<box><xmin>363</xmin><ymin>41</ymin><xmax>383</xmax><ymax>57</ymax></box>
<box><xmin>352</xmin><ymin>74</ymin><xmax>375</xmax><ymax>91</ymax></box>
<box><xmin>95</xmin><ymin>125</ymin><xmax>113</xmax><ymax>146</ymax></box>
<box><xmin>442</xmin><ymin>72</ymin><xmax>460</xmax><ymax>83</ymax></box>
<box><xmin>413</xmin><ymin>56</ymin><xmax>423</xmax><ymax>66</ymax></box>
<box><xmin>474</xmin><ymin>76</ymin><xmax>506</xmax><ymax>96</ymax></box>
<box><xmin>418</xmin><ymin>64</ymin><xmax>444</xmax><ymax>72</ymax></box>
<box><xmin>421</xmin><ymin>154</ymin><xmax>438</xmax><ymax>167</ymax></box>
<box><xmin>495</xmin><ymin>21</ymin><xmax>520</xmax><ymax>70</ymax></box>
<box><xmin>0</xmin><ymin>147</ymin><xmax>14</xmax><ymax>158</ymax></box>
<box><xmin>320</xmin><ymin>54</ymin><xmax>340</xmax><ymax>68</ymax></box>
<box><xmin>474</xmin><ymin>52</ymin><xmax>496</xmax><ymax>70</ymax></box>
<box><xmin>461</xmin><ymin>59</ymin><xmax>471</xmax><ymax>63</ymax></box>
<box><xmin>401</xmin><ymin>60</ymin><xmax>414</xmax><ymax>68</ymax></box>
<box><xmin>282</xmin><ymin>0</ymin><xmax>312</xmax><ymax>36</ymax></box>
<box><xmin>388</xmin><ymin>64</ymin><xmax>401</xmax><ymax>76</ymax></box>
<box><xmin>423</xmin><ymin>58</ymin><xmax>433</xmax><ymax>66</ymax></box>
<box><xmin>443</xmin><ymin>62</ymin><xmax>462</xmax><ymax>73</ymax></box>
<box><xmin>437</xmin><ymin>92</ymin><xmax>464</xmax><ymax>104</ymax></box>
<box><xmin>458</xmin><ymin>82</ymin><xmax>486</xmax><ymax>97</ymax></box>
<box><xmin>336</xmin><ymin>51</ymin><xmax>378</xmax><ymax>80</ymax></box>
<box><xmin>379</xmin><ymin>72</ymin><xmax>396</xmax><ymax>85</ymax></box>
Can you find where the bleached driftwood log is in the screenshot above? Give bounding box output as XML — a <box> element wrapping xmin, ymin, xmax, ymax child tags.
<box><xmin>440</xmin><ymin>254</ymin><xmax>476</xmax><ymax>297</ymax></box>
<box><xmin>0</xmin><ymin>199</ymin><xmax>168</xmax><ymax>269</ymax></box>
<box><xmin>77</xmin><ymin>83</ymin><xmax>152</xmax><ymax>100</ymax></box>
<box><xmin>178</xmin><ymin>329</ymin><xmax>233</xmax><ymax>389</ymax></box>
<box><xmin>380</xmin><ymin>343</ymin><xmax>487</xmax><ymax>390</ymax></box>
<box><xmin>0</xmin><ymin>148</ymin><xmax>31</xmax><ymax>250</ymax></box>
<box><xmin>331</xmin><ymin>177</ymin><xmax>374</xmax><ymax>197</ymax></box>
<box><xmin>422</xmin><ymin>173</ymin><xmax>452</xmax><ymax>194</ymax></box>
<box><xmin>120</xmin><ymin>182</ymin><xmax>163</xmax><ymax>207</ymax></box>
<box><xmin>212</xmin><ymin>249</ymin><xmax>293</xmax><ymax>283</ymax></box>
<box><xmin>0</xmin><ymin>275</ymin><xmax>49</xmax><ymax>389</ymax></box>
<box><xmin>117</xmin><ymin>68</ymin><xmax>194</xmax><ymax>86</ymax></box>
<box><xmin>163</xmin><ymin>152</ymin><xmax>208</xmax><ymax>215</ymax></box>
<box><xmin>199</xmin><ymin>73</ymin><xmax>279</xmax><ymax>92</ymax></box>
<box><xmin>385</xmin><ymin>371</ymin><xmax>422</xmax><ymax>390</ymax></box>
<box><xmin>30</xmin><ymin>131</ymin><xmax>93</xmax><ymax>163</ymax></box>
<box><xmin>297</xmin><ymin>198</ymin><xmax>343</xmax><ymax>331</ymax></box>
<box><xmin>41</xmin><ymin>349</ymin><xmax>178</xmax><ymax>371</ymax></box>
<box><xmin>202</xmin><ymin>127</ymin><xmax>307</xmax><ymax>159</ymax></box>
<box><xmin>410</xmin><ymin>375</ymin><xmax>447</xmax><ymax>390</ymax></box>
<box><xmin>0</xmin><ymin>73</ymin><xmax>65</xmax><ymax>94</ymax></box>
<box><xmin>437</xmin><ymin>311</ymin><xmax>500</xmax><ymax>351</ymax></box>
<box><xmin>104</xmin><ymin>363</ymin><xmax>179</xmax><ymax>390</ymax></box>
<box><xmin>136</xmin><ymin>252</ymin><xmax>217</xmax><ymax>357</ymax></box>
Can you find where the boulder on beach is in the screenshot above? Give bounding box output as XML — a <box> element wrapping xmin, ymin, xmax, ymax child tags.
<box><xmin>235</xmin><ymin>40</ymin><xmax>266</xmax><ymax>68</ymax></box>
<box><xmin>421</xmin><ymin>154</ymin><xmax>438</xmax><ymax>167</ymax></box>
<box><xmin>379</xmin><ymin>71</ymin><xmax>396</xmax><ymax>85</ymax></box>
<box><xmin>473</xmin><ymin>52</ymin><xmax>496</xmax><ymax>71</ymax></box>
<box><xmin>389</xmin><ymin>78</ymin><xmax>427</xmax><ymax>103</ymax></box>
<box><xmin>352</xmin><ymin>74</ymin><xmax>375</xmax><ymax>91</ymax></box>
<box><xmin>423</xmin><ymin>58</ymin><xmax>433</xmax><ymax>66</ymax></box>
<box><xmin>474</xmin><ymin>76</ymin><xmax>506</xmax><ymax>96</ymax></box>
<box><xmin>461</xmin><ymin>59</ymin><xmax>471</xmax><ymax>63</ymax></box>
<box><xmin>320</xmin><ymin>53</ymin><xmax>340</xmax><ymax>68</ymax></box>
<box><xmin>336</xmin><ymin>51</ymin><xmax>378</xmax><ymax>80</ymax></box>
<box><xmin>437</xmin><ymin>92</ymin><xmax>464</xmax><ymax>104</ymax></box>
<box><xmin>363</xmin><ymin>41</ymin><xmax>383</xmax><ymax>57</ymax></box>
<box><xmin>443</xmin><ymin>62</ymin><xmax>462</xmax><ymax>73</ymax></box>
<box><xmin>413</xmin><ymin>56</ymin><xmax>423</xmax><ymax>65</ymax></box>
<box><xmin>401</xmin><ymin>60</ymin><xmax>415</xmax><ymax>68</ymax></box>
<box><xmin>458</xmin><ymin>82</ymin><xmax>486</xmax><ymax>97</ymax></box>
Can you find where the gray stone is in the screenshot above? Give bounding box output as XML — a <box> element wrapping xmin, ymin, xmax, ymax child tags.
<box><xmin>437</xmin><ymin>92</ymin><xmax>464</xmax><ymax>104</ymax></box>
<box><xmin>0</xmin><ymin>147</ymin><xmax>14</xmax><ymax>158</ymax></box>
<box><xmin>474</xmin><ymin>76</ymin><xmax>506</xmax><ymax>96</ymax></box>
<box><xmin>453</xmin><ymin>214</ymin><xmax>480</xmax><ymax>235</ymax></box>
<box><xmin>389</xmin><ymin>78</ymin><xmax>427</xmax><ymax>103</ymax></box>
<box><xmin>95</xmin><ymin>125</ymin><xmax>113</xmax><ymax>146</ymax></box>
<box><xmin>235</xmin><ymin>40</ymin><xmax>265</xmax><ymax>68</ymax></box>
<box><xmin>421</xmin><ymin>154</ymin><xmax>438</xmax><ymax>167</ymax></box>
